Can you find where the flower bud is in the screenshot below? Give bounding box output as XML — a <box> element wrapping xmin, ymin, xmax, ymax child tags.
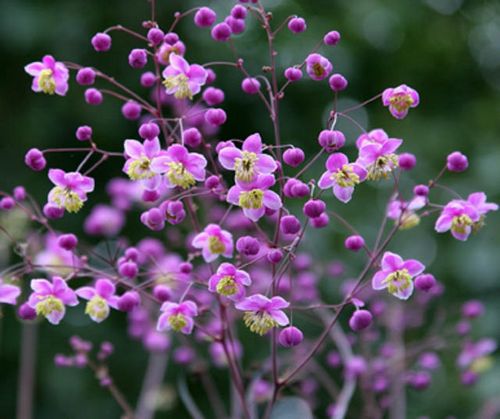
<box><xmin>118</xmin><ymin>261</ymin><xmax>138</xmax><ymax>279</ymax></box>
<box><xmin>407</xmin><ymin>371</ymin><xmax>431</xmax><ymax>390</ymax></box>
<box><xmin>128</xmin><ymin>48</ymin><xmax>148</xmax><ymax>69</ymax></box>
<box><xmin>13</xmin><ymin>186</ymin><xmax>26</xmax><ymax>201</ymax></box>
<box><xmin>18</xmin><ymin>303</ymin><xmax>37</xmax><ymax>320</ymax></box>
<box><xmin>43</xmin><ymin>203</ymin><xmax>64</xmax><ymax>219</ymax></box>
<box><xmin>311</xmin><ymin>213</ymin><xmax>330</xmax><ymax>228</ymax></box>
<box><xmin>318</xmin><ymin>130</ymin><xmax>345</xmax><ymax>150</ymax></box>
<box><xmin>279</xmin><ymin>326</ymin><xmax>304</xmax><ymax>347</ymax></box>
<box><xmin>461</xmin><ymin>300</ymin><xmax>484</xmax><ymax>318</ymax></box>
<box><xmin>25</xmin><ymin>148</ymin><xmax>46</xmax><ymax>171</ymax></box>
<box><xmin>76</xmin><ymin>67</ymin><xmax>96</xmax><ymax>85</ymax></box>
<box><xmin>288</xmin><ymin>17</ymin><xmax>307</xmax><ymax>33</ymax></box>
<box><xmin>76</xmin><ymin>125</ymin><xmax>93</xmax><ymax>141</ymax></box>
<box><xmin>121</xmin><ymin>100</ymin><xmax>142</xmax><ymax>120</ymax></box>
<box><xmin>303</xmin><ymin>199</ymin><xmax>326</xmax><ymax>218</ymax></box>
<box><xmin>413</xmin><ymin>184</ymin><xmax>429</xmax><ymax>197</ymax></box>
<box><xmin>91</xmin><ymin>33</ymin><xmax>112</xmax><ymax>52</ymax></box>
<box><xmin>211</xmin><ymin>23</ymin><xmax>232</xmax><ymax>42</ymax></box>
<box><xmin>147</xmin><ymin>28</ymin><xmax>164</xmax><ymax>45</ymax></box>
<box><xmin>283</xmin><ymin>148</ymin><xmax>305</xmax><ymax>167</ymax></box>
<box><xmin>345</xmin><ymin>235</ymin><xmax>365</xmax><ymax>252</ymax></box>
<box><xmin>283</xmin><ymin>179</ymin><xmax>309</xmax><ymax>198</ymax></box>
<box><xmin>324</xmin><ymin>30</ymin><xmax>341</xmax><ymax>46</ymax></box>
<box><xmin>349</xmin><ymin>310</ymin><xmax>373</xmax><ymax>331</ymax></box>
<box><xmin>284</xmin><ymin>67</ymin><xmax>302</xmax><ymax>82</ymax></box>
<box><xmin>415</xmin><ymin>274</ymin><xmax>436</xmax><ymax>292</ymax></box>
<box><xmin>140</xmin><ymin>208</ymin><xmax>165</xmax><ymax>231</ymax></box>
<box><xmin>241</xmin><ymin>77</ymin><xmax>261</xmax><ymax>95</ymax></box>
<box><xmin>280</xmin><ymin>215</ymin><xmax>301</xmax><ymax>235</ymax></box>
<box><xmin>179</xmin><ymin>262</ymin><xmax>193</xmax><ymax>274</ymax></box>
<box><xmin>0</xmin><ymin>197</ymin><xmax>15</xmax><ymax>210</ymax></box>
<box><xmin>117</xmin><ymin>291</ymin><xmax>141</xmax><ymax>312</ymax></box>
<box><xmin>84</xmin><ymin>88</ymin><xmax>103</xmax><ymax>105</ymax></box>
<box><xmin>203</xmin><ymin>87</ymin><xmax>225</xmax><ymax>106</ymax></box>
<box><xmin>399</xmin><ymin>153</ymin><xmax>417</xmax><ymax>171</ymax></box>
<box><xmin>194</xmin><ymin>7</ymin><xmax>217</xmax><ymax>27</ymax></box>
<box><xmin>231</xmin><ymin>5</ymin><xmax>247</xmax><ymax>19</ymax></box>
<box><xmin>138</xmin><ymin>122</ymin><xmax>160</xmax><ymax>140</ymax></box>
<box><xmin>447</xmin><ymin>151</ymin><xmax>468</xmax><ymax>172</ymax></box>
<box><xmin>205</xmin><ymin>108</ymin><xmax>227</xmax><ymax>126</ymax></box>
<box><xmin>267</xmin><ymin>248</ymin><xmax>283</xmax><ymax>264</ymax></box>
<box><xmin>225</xmin><ymin>17</ymin><xmax>245</xmax><ymax>34</ymax></box>
<box><xmin>57</xmin><ymin>233</ymin><xmax>78</xmax><ymax>251</ymax></box>
<box><xmin>329</xmin><ymin>73</ymin><xmax>348</xmax><ymax>91</ymax></box>
<box><xmin>236</xmin><ymin>236</ymin><xmax>260</xmax><ymax>256</ymax></box>
<box><xmin>153</xmin><ymin>284</ymin><xmax>171</xmax><ymax>302</ymax></box>
<box><xmin>142</xmin><ymin>189</ymin><xmax>159</xmax><ymax>202</ymax></box>
<box><xmin>140</xmin><ymin>71</ymin><xmax>156</xmax><ymax>87</ymax></box>
<box><xmin>204</xmin><ymin>175</ymin><xmax>220</xmax><ymax>189</ymax></box>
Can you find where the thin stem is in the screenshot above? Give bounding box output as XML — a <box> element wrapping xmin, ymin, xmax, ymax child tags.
<box><xmin>17</xmin><ymin>322</ymin><xmax>38</xmax><ymax>419</ymax></box>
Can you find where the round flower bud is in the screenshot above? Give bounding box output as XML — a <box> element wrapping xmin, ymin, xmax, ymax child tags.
<box><xmin>408</xmin><ymin>371</ymin><xmax>431</xmax><ymax>390</ymax></box>
<box><xmin>311</xmin><ymin>213</ymin><xmax>330</xmax><ymax>228</ymax></box>
<box><xmin>324</xmin><ymin>30</ymin><xmax>341</xmax><ymax>46</ymax></box>
<box><xmin>288</xmin><ymin>17</ymin><xmax>307</xmax><ymax>33</ymax></box>
<box><xmin>121</xmin><ymin>101</ymin><xmax>142</xmax><ymax>120</ymax></box>
<box><xmin>24</xmin><ymin>148</ymin><xmax>46</xmax><ymax>171</ymax></box>
<box><xmin>140</xmin><ymin>208</ymin><xmax>165</xmax><ymax>231</ymax></box>
<box><xmin>329</xmin><ymin>73</ymin><xmax>348</xmax><ymax>91</ymax></box>
<box><xmin>138</xmin><ymin>122</ymin><xmax>160</xmax><ymax>140</ymax></box>
<box><xmin>344</xmin><ymin>235</ymin><xmax>365</xmax><ymax>252</ymax></box>
<box><xmin>153</xmin><ymin>284</ymin><xmax>171</xmax><ymax>302</ymax></box>
<box><xmin>461</xmin><ymin>300</ymin><xmax>484</xmax><ymax>318</ymax></box>
<box><xmin>461</xmin><ymin>370</ymin><xmax>478</xmax><ymax>386</ymax></box>
<box><xmin>194</xmin><ymin>7</ymin><xmax>217</xmax><ymax>27</ymax></box>
<box><xmin>205</xmin><ymin>108</ymin><xmax>227</xmax><ymax>126</ymax></box>
<box><xmin>267</xmin><ymin>248</ymin><xmax>283</xmax><ymax>264</ymax></box>
<box><xmin>303</xmin><ymin>199</ymin><xmax>326</xmax><ymax>218</ymax></box>
<box><xmin>84</xmin><ymin>88</ymin><xmax>103</xmax><ymax>105</ymax></box>
<box><xmin>76</xmin><ymin>125</ymin><xmax>92</xmax><ymax>141</ymax></box>
<box><xmin>140</xmin><ymin>71</ymin><xmax>156</xmax><ymax>88</ymax></box>
<box><xmin>283</xmin><ymin>148</ymin><xmax>305</xmax><ymax>167</ymax></box>
<box><xmin>183</xmin><ymin>127</ymin><xmax>203</xmax><ymax>148</ymax></box>
<box><xmin>211</xmin><ymin>22</ymin><xmax>232</xmax><ymax>42</ymax></box>
<box><xmin>13</xmin><ymin>186</ymin><xmax>26</xmax><ymax>201</ymax></box>
<box><xmin>418</xmin><ymin>352</ymin><xmax>440</xmax><ymax>370</ymax></box>
<box><xmin>236</xmin><ymin>236</ymin><xmax>260</xmax><ymax>256</ymax></box>
<box><xmin>125</xmin><ymin>247</ymin><xmax>139</xmax><ymax>261</ymax></box>
<box><xmin>91</xmin><ymin>33</ymin><xmax>112</xmax><ymax>52</ymax></box>
<box><xmin>447</xmin><ymin>151</ymin><xmax>468</xmax><ymax>172</ymax></box>
<box><xmin>43</xmin><ymin>203</ymin><xmax>64</xmax><ymax>219</ymax></box>
<box><xmin>128</xmin><ymin>48</ymin><xmax>148</xmax><ymax>69</ymax></box>
<box><xmin>225</xmin><ymin>17</ymin><xmax>245</xmax><ymax>34</ymax></box>
<box><xmin>0</xmin><ymin>197</ymin><xmax>15</xmax><ymax>210</ymax></box>
<box><xmin>241</xmin><ymin>77</ymin><xmax>261</xmax><ymax>95</ymax></box>
<box><xmin>117</xmin><ymin>291</ymin><xmax>141</xmax><ymax>312</ymax></box>
<box><xmin>179</xmin><ymin>262</ymin><xmax>193</xmax><ymax>274</ymax></box>
<box><xmin>204</xmin><ymin>175</ymin><xmax>220</xmax><ymax>189</ymax></box>
<box><xmin>399</xmin><ymin>153</ymin><xmax>417</xmax><ymax>171</ymax></box>
<box><xmin>280</xmin><ymin>215</ymin><xmax>301</xmax><ymax>235</ymax></box>
<box><xmin>147</xmin><ymin>28</ymin><xmax>164</xmax><ymax>45</ymax></box>
<box><xmin>231</xmin><ymin>5</ymin><xmax>247</xmax><ymax>19</ymax></box>
<box><xmin>415</xmin><ymin>274</ymin><xmax>436</xmax><ymax>292</ymax></box>
<box><xmin>206</xmin><ymin>68</ymin><xmax>216</xmax><ymax>84</ymax></box>
<box><xmin>76</xmin><ymin>67</ymin><xmax>96</xmax><ymax>86</ymax></box>
<box><xmin>345</xmin><ymin>356</ymin><xmax>367</xmax><ymax>378</ymax></box>
<box><xmin>283</xmin><ymin>179</ymin><xmax>309</xmax><ymax>198</ymax></box>
<box><xmin>57</xmin><ymin>233</ymin><xmax>78</xmax><ymax>251</ymax></box>
<box><xmin>349</xmin><ymin>310</ymin><xmax>373</xmax><ymax>331</ymax></box>
<box><xmin>278</xmin><ymin>326</ymin><xmax>304</xmax><ymax>347</ymax></box>
<box><xmin>455</xmin><ymin>320</ymin><xmax>470</xmax><ymax>336</ymax></box>
<box><xmin>318</xmin><ymin>130</ymin><xmax>345</xmax><ymax>150</ymax></box>
<box><xmin>18</xmin><ymin>303</ymin><xmax>37</xmax><ymax>320</ymax></box>
<box><xmin>164</xmin><ymin>32</ymin><xmax>179</xmax><ymax>44</ymax></box>
<box><xmin>203</xmin><ymin>87</ymin><xmax>225</xmax><ymax>106</ymax></box>
<box><xmin>119</xmin><ymin>261</ymin><xmax>138</xmax><ymax>279</ymax></box>
<box><xmin>284</xmin><ymin>67</ymin><xmax>302</xmax><ymax>82</ymax></box>
<box><xmin>413</xmin><ymin>184</ymin><xmax>429</xmax><ymax>197</ymax></box>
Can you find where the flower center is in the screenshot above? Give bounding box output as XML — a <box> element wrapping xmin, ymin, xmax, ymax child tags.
<box><xmin>451</xmin><ymin>214</ymin><xmax>473</xmax><ymax>235</ymax></box>
<box><xmin>239</xmin><ymin>189</ymin><xmax>264</xmax><ymax>209</ymax></box>
<box><xmin>234</xmin><ymin>151</ymin><xmax>258</xmax><ymax>182</ymax></box>
<box><xmin>216</xmin><ymin>275</ymin><xmax>237</xmax><ymax>296</ymax></box>
<box><xmin>168</xmin><ymin>313</ymin><xmax>187</xmax><ymax>332</ymax></box>
<box><xmin>470</xmin><ymin>356</ymin><xmax>493</xmax><ymax>374</ymax></box>
<box><xmin>389</xmin><ymin>94</ymin><xmax>414</xmax><ymax>112</ymax></box>
<box><xmin>85</xmin><ymin>295</ymin><xmax>109</xmax><ymax>322</ymax></box>
<box><xmin>38</xmin><ymin>69</ymin><xmax>56</xmax><ymax>94</ymax></box>
<box><xmin>163</xmin><ymin>74</ymin><xmax>192</xmax><ymax>100</ymax></box>
<box><xmin>160</xmin><ymin>46</ymin><xmax>181</xmax><ymax>64</ymax></box>
<box><xmin>332</xmin><ymin>164</ymin><xmax>360</xmax><ymax>188</ymax></box>
<box><xmin>399</xmin><ymin>212</ymin><xmax>420</xmax><ymax>230</ymax></box>
<box><xmin>367</xmin><ymin>154</ymin><xmax>399</xmax><ymax>181</ymax></box>
<box><xmin>127</xmin><ymin>157</ymin><xmax>154</xmax><ymax>180</ymax></box>
<box><xmin>35</xmin><ymin>295</ymin><xmax>64</xmax><ymax>317</ymax></box>
<box><xmin>208</xmin><ymin>235</ymin><xmax>226</xmax><ymax>255</ymax></box>
<box><xmin>167</xmin><ymin>162</ymin><xmax>195</xmax><ymax>189</ymax></box>
<box><xmin>243</xmin><ymin>311</ymin><xmax>278</xmax><ymax>335</ymax></box>
<box><xmin>50</xmin><ymin>186</ymin><xmax>84</xmax><ymax>213</ymax></box>
<box><xmin>382</xmin><ymin>268</ymin><xmax>412</xmax><ymax>296</ymax></box>
<box><xmin>311</xmin><ymin>62</ymin><xmax>325</xmax><ymax>78</ymax></box>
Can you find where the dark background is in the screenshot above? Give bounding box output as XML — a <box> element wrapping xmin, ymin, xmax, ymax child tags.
<box><xmin>0</xmin><ymin>0</ymin><xmax>499</xmax><ymax>417</ymax></box>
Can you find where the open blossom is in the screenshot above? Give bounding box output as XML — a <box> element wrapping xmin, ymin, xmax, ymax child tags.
<box><xmin>192</xmin><ymin>224</ymin><xmax>233</xmax><ymax>262</ymax></box>
<box><xmin>387</xmin><ymin>195</ymin><xmax>427</xmax><ymax>229</ymax></box>
<box><xmin>151</xmin><ymin>144</ymin><xmax>207</xmax><ymax>189</ymax></box>
<box><xmin>24</xmin><ymin>55</ymin><xmax>69</xmax><ymax>96</ymax></box>
<box><xmin>465</xmin><ymin>192</ymin><xmax>498</xmax><ymax>229</ymax></box>
<box><xmin>218</xmin><ymin>133</ymin><xmax>277</xmax><ymax>183</ymax></box>
<box><xmin>0</xmin><ymin>279</ymin><xmax>21</xmax><ymax>305</ymax></box>
<box><xmin>305</xmin><ymin>53</ymin><xmax>333</xmax><ymax>81</ymax></box>
<box><xmin>435</xmin><ymin>200</ymin><xmax>480</xmax><ymax>241</ymax></box>
<box><xmin>162</xmin><ymin>54</ymin><xmax>208</xmax><ymax>100</ymax></box>
<box><xmin>156</xmin><ymin>40</ymin><xmax>186</xmax><ymax>66</ymax></box>
<box><xmin>27</xmin><ymin>277</ymin><xmax>78</xmax><ymax>325</ymax></box>
<box><xmin>208</xmin><ymin>263</ymin><xmax>251</xmax><ymax>300</ymax></box>
<box><xmin>372</xmin><ymin>252</ymin><xmax>425</xmax><ymax>300</ymax></box>
<box><xmin>356</xmin><ymin>128</ymin><xmax>400</xmax><ymax>149</ymax></box>
<box><xmin>47</xmin><ymin>169</ymin><xmax>95</xmax><ymax>213</ymax></box>
<box><xmin>34</xmin><ymin>233</ymin><xmax>82</xmax><ymax>276</ymax></box>
<box><xmin>157</xmin><ymin>300</ymin><xmax>198</xmax><ymax>334</ymax></box>
<box><xmin>227</xmin><ymin>174</ymin><xmax>282</xmax><ymax>222</ymax></box>
<box><xmin>382</xmin><ymin>84</ymin><xmax>420</xmax><ymax>119</ymax></box>
<box><xmin>357</xmin><ymin>135</ymin><xmax>402</xmax><ymax>181</ymax></box>
<box><xmin>318</xmin><ymin>153</ymin><xmax>367</xmax><ymax>203</ymax></box>
<box><xmin>235</xmin><ymin>294</ymin><xmax>289</xmax><ymax>335</ymax></box>
<box><xmin>76</xmin><ymin>279</ymin><xmax>119</xmax><ymax>323</ymax></box>
<box><xmin>123</xmin><ymin>137</ymin><xmax>163</xmax><ymax>181</ymax></box>
<box><xmin>457</xmin><ymin>338</ymin><xmax>496</xmax><ymax>371</ymax></box>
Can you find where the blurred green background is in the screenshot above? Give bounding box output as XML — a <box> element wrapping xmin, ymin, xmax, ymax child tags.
<box><xmin>1</xmin><ymin>0</ymin><xmax>499</xmax><ymax>417</ymax></box>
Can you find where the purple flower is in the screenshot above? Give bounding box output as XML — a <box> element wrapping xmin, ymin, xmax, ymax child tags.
<box><xmin>457</xmin><ymin>338</ymin><xmax>496</xmax><ymax>371</ymax></box>
<box><xmin>24</xmin><ymin>55</ymin><xmax>69</xmax><ymax>96</ymax></box>
<box><xmin>162</xmin><ymin>54</ymin><xmax>208</xmax><ymax>100</ymax></box>
<box><xmin>27</xmin><ymin>277</ymin><xmax>78</xmax><ymax>324</ymax></box>
<box><xmin>156</xmin><ymin>41</ymin><xmax>186</xmax><ymax>66</ymax></box>
<box><xmin>218</xmin><ymin>133</ymin><xmax>277</xmax><ymax>183</ymax></box>
<box><xmin>235</xmin><ymin>294</ymin><xmax>289</xmax><ymax>335</ymax></box>
<box><xmin>76</xmin><ymin>279</ymin><xmax>119</xmax><ymax>323</ymax></box>
<box><xmin>151</xmin><ymin>144</ymin><xmax>207</xmax><ymax>189</ymax></box>
<box><xmin>47</xmin><ymin>169</ymin><xmax>95</xmax><ymax>213</ymax></box>
<box><xmin>34</xmin><ymin>233</ymin><xmax>82</xmax><ymax>276</ymax></box>
<box><xmin>372</xmin><ymin>252</ymin><xmax>425</xmax><ymax>300</ymax></box>
<box><xmin>356</xmin><ymin>128</ymin><xmax>400</xmax><ymax>149</ymax></box>
<box><xmin>466</xmin><ymin>192</ymin><xmax>498</xmax><ymax>232</ymax></box>
<box><xmin>305</xmin><ymin>53</ymin><xmax>332</xmax><ymax>81</ymax></box>
<box><xmin>123</xmin><ymin>137</ymin><xmax>163</xmax><ymax>181</ymax></box>
<box><xmin>227</xmin><ymin>174</ymin><xmax>282</xmax><ymax>222</ymax></box>
<box><xmin>386</xmin><ymin>195</ymin><xmax>427</xmax><ymax>229</ymax></box>
<box><xmin>0</xmin><ymin>279</ymin><xmax>21</xmax><ymax>305</ymax></box>
<box><xmin>156</xmin><ymin>300</ymin><xmax>198</xmax><ymax>334</ymax></box>
<box><xmin>318</xmin><ymin>153</ymin><xmax>367</xmax><ymax>203</ymax></box>
<box><xmin>382</xmin><ymin>84</ymin><xmax>420</xmax><ymax>119</ymax></box>
<box><xmin>357</xmin><ymin>135</ymin><xmax>402</xmax><ymax>181</ymax></box>
<box><xmin>435</xmin><ymin>200</ymin><xmax>480</xmax><ymax>241</ymax></box>
<box><xmin>84</xmin><ymin>204</ymin><xmax>125</xmax><ymax>237</ymax></box>
<box><xmin>208</xmin><ymin>263</ymin><xmax>251</xmax><ymax>300</ymax></box>
<box><xmin>192</xmin><ymin>224</ymin><xmax>234</xmax><ymax>262</ymax></box>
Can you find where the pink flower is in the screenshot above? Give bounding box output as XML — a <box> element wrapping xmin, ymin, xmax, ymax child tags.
<box><xmin>227</xmin><ymin>174</ymin><xmax>282</xmax><ymax>221</ymax></box>
<box><xmin>356</xmin><ymin>136</ymin><xmax>402</xmax><ymax>181</ymax></box>
<box><xmin>27</xmin><ymin>277</ymin><xmax>78</xmax><ymax>324</ymax></box>
<box><xmin>156</xmin><ymin>300</ymin><xmax>198</xmax><ymax>334</ymax></box>
<box><xmin>156</xmin><ymin>40</ymin><xmax>186</xmax><ymax>66</ymax></box>
<box><xmin>47</xmin><ymin>169</ymin><xmax>95</xmax><ymax>213</ymax></box>
<box><xmin>151</xmin><ymin>144</ymin><xmax>207</xmax><ymax>189</ymax></box>
<box><xmin>435</xmin><ymin>200</ymin><xmax>480</xmax><ymax>241</ymax></box>
<box><xmin>218</xmin><ymin>133</ymin><xmax>277</xmax><ymax>183</ymax></box>
<box><xmin>76</xmin><ymin>279</ymin><xmax>119</xmax><ymax>323</ymax></box>
<box><xmin>355</xmin><ymin>128</ymin><xmax>400</xmax><ymax>149</ymax></box>
<box><xmin>466</xmin><ymin>192</ymin><xmax>498</xmax><ymax>218</ymax></box>
<box><xmin>318</xmin><ymin>153</ymin><xmax>367</xmax><ymax>203</ymax></box>
<box><xmin>457</xmin><ymin>338</ymin><xmax>496</xmax><ymax>370</ymax></box>
<box><xmin>123</xmin><ymin>137</ymin><xmax>163</xmax><ymax>181</ymax></box>
<box><xmin>208</xmin><ymin>263</ymin><xmax>251</xmax><ymax>300</ymax></box>
<box><xmin>162</xmin><ymin>54</ymin><xmax>208</xmax><ymax>100</ymax></box>
<box><xmin>192</xmin><ymin>224</ymin><xmax>233</xmax><ymax>262</ymax></box>
<box><xmin>387</xmin><ymin>195</ymin><xmax>427</xmax><ymax>229</ymax></box>
<box><xmin>0</xmin><ymin>279</ymin><xmax>21</xmax><ymax>305</ymax></box>
<box><xmin>24</xmin><ymin>55</ymin><xmax>69</xmax><ymax>96</ymax></box>
<box><xmin>305</xmin><ymin>53</ymin><xmax>332</xmax><ymax>81</ymax></box>
<box><xmin>371</xmin><ymin>252</ymin><xmax>425</xmax><ymax>300</ymax></box>
<box><xmin>235</xmin><ymin>294</ymin><xmax>289</xmax><ymax>335</ymax></box>
<box><xmin>382</xmin><ymin>84</ymin><xmax>420</xmax><ymax>119</ymax></box>
<box><xmin>34</xmin><ymin>233</ymin><xmax>82</xmax><ymax>276</ymax></box>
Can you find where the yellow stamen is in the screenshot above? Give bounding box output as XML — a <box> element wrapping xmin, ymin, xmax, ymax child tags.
<box><xmin>50</xmin><ymin>186</ymin><xmax>84</xmax><ymax>213</ymax></box>
<box><xmin>216</xmin><ymin>275</ymin><xmax>237</xmax><ymax>296</ymax></box>
<box><xmin>451</xmin><ymin>214</ymin><xmax>473</xmax><ymax>236</ymax></box>
<box><xmin>239</xmin><ymin>189</ymin><xmax>264</xmax><ymax>209</ymax></box>
<box><xmin>166</xmin><ymin>162</ymin><xmax>195</xmax><ymax>189</ymax></box>
<box><xmin>389</xmin><ymin>94</ymin><xmax>414</xmax><ymax>113</ymax></box>
<box><xmin>38</xmin><ymin>69</ymin><xmax>56</xmax><ymax>94</ymax></box>
<box><xmin>367</xmin><ymin>154</ymin><xmax>399</xmax><ymax>181</ymax></box>
<box><xmin>168</xmin><ymin>313</ymin><xmax>187</xmax><ymax>332</ymax></box>
<box><xmin>243</xmin><ymin>311</ymin><xmax>278</xmax><ymax>335</ymax></box>
<box><xmin>163</xmin><ymin>74</ymin><xmax>192</xmax><ymax>100</ymax></box>
<box><xmin>126</xmin><ymin>157</ymin><xmax>154</xmax><ymax>180</ymax></box>
<box><xmin>470</xmin><ymin>356</ymin><xmax>493</xmax><ymax>374</ymax></box>
<box><xmin>36</xmin><ymin>295</ymin><xmax>64</xmax><ymax>317</ymax></box>
<box><xmin>398</xmin><ymin>212</ymin><xmax>421</xmax><ymax>230</ymax></box>
<box><xmin>208</xmin><ymin>235</ymin><xmax>226</xmax><ymax>255</ymax></box>
<box><xmin>234</xmin><ymin>151</ymin><xmax>258</xmax><ymax>182</ymax></box>
<box><xmin>382</xmin><ymin>268</ymin><xmax>412</xmax><ymax>296</ymax></box>
<box><xmin>311</xmin><ymin>63</ymin><xmax>325</xmax><ymax>78</ymax></box>
<box><xmin>85</xmin><ymin>296</ymin><xmax>109</xmax><ymax>322</ymax></box>
<box><xmin>332</xmin><ymin>164</ymin><xmax>360</xmax><ymax>188</ymax></box>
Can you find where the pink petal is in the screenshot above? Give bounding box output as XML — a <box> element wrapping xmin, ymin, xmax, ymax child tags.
<box><xmin>95</xmin><ymin>279</ymin><xmax>115</xmax><ymax>299</ymax></box>
<box><xmin>333</xmin><ymin>185</ymin><xmax>354</xmax><ymax>203</ymax></box>
<box><xmin>326</xmin><ymin>153</ymin><xmax>348</xmax><ymax>172</ymax></box>
<box><xmin>392</xmin><ymin>280</ymin><xmax>414</xmax><ymax>300</ymax></box>
<box><xmin>256</xmin><ymin>154</ymin><xmax>277</xmax><ymax>174</ymax></box>
<box><xmin>30</xmin><ymin>279</ymin><xmax>52</xmax><ymax>294</ymax></box>
<box><xmin>318</xmin><ymin>171</ymin><xmax>335</xmax><ymax>189</ymax></box>
<box><xmin>270</xmin><ymin>309</ymin><xmax>289</xmax><ymax>326</ymax></box>
<box><xmin>263</xmin><ymin>190</ymin><xmax>282</xmax><ymax>210</ymax></box>
<box><xmin>48</xmin><ymin>169</ymin><xmax>67</xmax><ymax>187</ymax></box>
<box><xmin>187</xmin><ymin>64</ymin><xmax>208</xmax><ymax>84</ymax></box>
<box><xmin>169</xmin><ymin>54</ymin><xmax>190</xmax><ymax>73</ymax></box>
<box><xmin>24</xmin><ymin>62</ymin><xmax>44</xmax><ymax>76</ymax></box>
<box><xmin>191</xmin><ymin>232</ymin><xmax>208</xmax><ymax>249</ymax></box>
<box><xmin>372</xmin><ymin>270</ymin><xmax>388</xmax><ymax>290</ymax></box>
<box><xmin>75</xmin><ymin>287</ymin><xmax>96</xmax><ymax>300</ymax></box>
<box><xmin>0</xmin><ymin>284</ymin><xmax>21</xmax><ymax>305</ymax></box>
<box><xmin>381</xmin><ymin>252</ymin><xmax>403</xmax><ymax>271</ymax></box>
<box><xmin>218</xmin><ymin>147</ymin><xmax>242</xmax><ymax>170</ymax></box>
<box><xmin>402</xmin><ymin>260</ymin><xmax>425</xmax><ymax>277</ymax></box>
<box><xmin>242</xmin><ymin>133</ymin><xmax>263</xmax><ymax>153</ymax></box>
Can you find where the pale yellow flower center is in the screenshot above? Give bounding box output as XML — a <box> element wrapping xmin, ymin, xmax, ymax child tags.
<box><xmin>367</xmin><ymin>154</ymin><xmax>399</xmax><ymax>181</ymax></box>
<box><xmin>389</xmin><ymin>94</ymin><xmax>414</xmax><ymax>112</ymax></box>
<box><xmin>166</xmin><ymin>162</ymin><xmax>195</xmax><ymax>189</ymax></box>
<box><xmin>216</xmin><ymin>275</ymin><xmax>237</xmax><ymax>296</ymax></box>
<box><xmin>208</xmin><ymin>235</ymin><xmax>225</xmax><ymax>255</ymax></box>
<box><xmin>85</xmin><ymin>296</ymin><xmax>109</xmax><ymax>322</ymax></box>
<box><xmin>163</xmin><ymin>74</ymin><xmax>192</xmax><ymax>100</ymax></box>
<box><xmin>239</xmin><ymin>189</ymin><xmax>264</xmax><ymax>209</ymax></box>
<box><xmin>234</xmin><ymin>151</ymin><xmax>258</xmax><ymax>182</ymax></box>
<box><xmin>38</xmin><ymin>69</ymin><xmax>56</xmax><ymax>94</ymax></box>
<box><xmin>451</xmin><ymin>214</ymin><xmax>473</xmax><ymax>235</ymax></box>
<box><xmin>243</xmin><ymin>311</ymin><xmax>278</xmax><ymax>335</ymax></box>
<box><xmin>127</xmin><ymin>157</ymin><xmax>154</xmax><ymax>180</ymax></box>
<box><xmin>332</xmin><ymin>164</ymin><xmax>360</xmax><ymax>188</ymax></box>
<box><xmin>36</xmin><ymin>295</ymin><xmax>64</xmax><ymax>317</ymax></box>
<box><xmin>382</xmin><ymin>268</ymin><xmax>412</xmax><ymax>296</ymax></box>
<box><xmin>168</xmin><ymin>313</ymin><xmax>187</xmax><ymax>332</ymax></box>
<box><xmin>50</xmin><ymin>186</ymin><xmax>84</xmax><ymax>213</ymax></box>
